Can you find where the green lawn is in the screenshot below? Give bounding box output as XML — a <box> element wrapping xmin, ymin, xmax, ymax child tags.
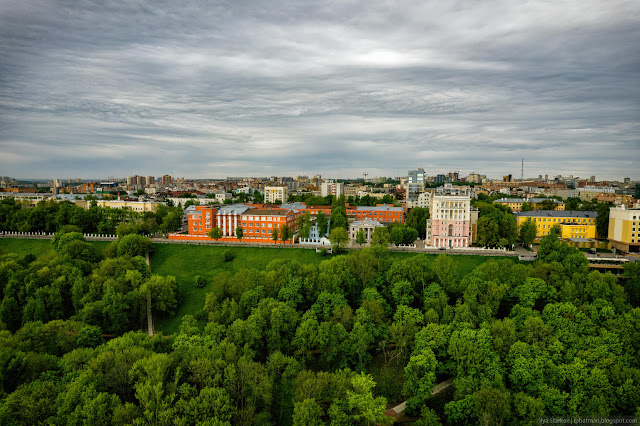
<box><xmin>0</xmin><ymin>238</ymin><xmax>112</xmax><ymax>259</ymax></box>
<box><xmin>150</xmin><ymin>243</ymin><xmax>517</xmax><ymax>333</ymax></box>
<box><xmin>150</xmin><ymin>244</ymin><xmax>326</xmax><ymax>333</ymax></box>
<box><xmin>0</xmin><ymin>238</ymin><xmax>56</xmax><ymax>258</ymax></box>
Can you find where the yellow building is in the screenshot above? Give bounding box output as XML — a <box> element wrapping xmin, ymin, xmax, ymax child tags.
<box><xmin>494</xmin><ymin>198</ymin><xmax>565</xmax><ymax>212</ymax></box>
<box><xmin>94</xmin><ymin>200</ymin><xmax>164</xmax><ymax>212</ymax></box>
<box><xmin>608</xmin><ymin>206</ymin><xmax>640</xmax><ymax>253</ymax></box>
<box><xmin>515</xmin><ymin>210</ymin><xmax>597</xmax><ymax>239</ymax></box>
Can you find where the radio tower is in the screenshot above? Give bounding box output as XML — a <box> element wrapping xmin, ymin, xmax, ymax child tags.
<box><xmin>363</xmin><ymin>172</ymin><xmax>368</xmax><ymax>183</ymax></box>
<box><xmin>521</xmin><ymin>158</ymin><xmax>524</xmax><ymax>181</ymax></box>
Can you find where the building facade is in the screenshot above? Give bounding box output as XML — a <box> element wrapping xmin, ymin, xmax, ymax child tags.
<box><xmin>514</xmin><ymin>210</ymin><xmax>597</xmax><ymax>239</ymax></box>
<box><xmin>407</xmin><ymin>168</ymin><xmax>425</xmax><ymax>202</ymax></box>
<box><xmin>493</xmin><ymin>198</ymin><xmax>565</xmax><ymax>212</ymax></box>
<box><xmin>349</xmin><ymin>219</ymin><xmax>385</xmax><ymax>244</ymax></box>
<box><xmin>426</xmin><ymin>195</ymin><xmax>472</xmax><ymax>248</ymax></box>
<box><xmin>608</xmin><ymin>206</ymin><xmax>640</xmax><ymax>252</ymax></box>
<box><xmin>320</xmin><ymin>180</ymin><xmax>344</xmax><ymax>198</ymax></box>
<box><xmin>177</xmin><ymin>204</ymin><xmax>299</xmax><ymax>243</ymax></box>
<box><xmin>264</xmin><ymin>186</ymin><xmax>289</xmax><ymax>204</ymax></box>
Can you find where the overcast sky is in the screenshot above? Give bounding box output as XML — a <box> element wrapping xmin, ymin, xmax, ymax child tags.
<box><xmin>1</xmin><ymin>0</ymin><xmax>639</xmax><ymax>180</ymax></box>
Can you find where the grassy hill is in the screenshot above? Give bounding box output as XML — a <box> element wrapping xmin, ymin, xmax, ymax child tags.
<box><xmin>0</xmin><ymin>238</ymin><xmax>518</xmax><ymax>334</ymax></box>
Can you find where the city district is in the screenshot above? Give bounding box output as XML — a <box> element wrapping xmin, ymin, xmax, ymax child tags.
<box><xmin>1</xmin><ymin>169</ymin><xmax>639</xmax><ymax>254</ymax></box>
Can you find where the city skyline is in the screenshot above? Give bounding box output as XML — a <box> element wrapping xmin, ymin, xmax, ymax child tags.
<box><xmin>1</xmin><ymin>0</ymin><xmax>639</xmax><ymax>179</ymax></box>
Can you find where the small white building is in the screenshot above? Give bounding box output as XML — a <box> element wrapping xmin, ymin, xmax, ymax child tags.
<box><xmin>349</xmin><ymin>218</ymin><xmax>385</xmax><ymax>244</ymax></box>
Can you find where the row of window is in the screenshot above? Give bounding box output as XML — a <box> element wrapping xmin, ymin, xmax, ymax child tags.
<box><xmin>530</xmin><ymin>217</ymin><xmax>593</xmax><ymax>223</ymax></box>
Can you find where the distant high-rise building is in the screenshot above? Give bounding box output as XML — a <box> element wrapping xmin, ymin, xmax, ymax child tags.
<box><xmin>147</xmin><ymin>176</ymin><xmax>155</xmax><ymax>185</ymax></box>
<box><xmin>407</xmin><ymin>168</ymin><xmax>425</xmax><ymax>201</ymax></box>
<box><xmin>503</xmin><ymin>174</ymin><xmax>513</xmax><ymax>182</ymax></box>
<box><xmin>589</xmin><ymin>176</ymin><xmax>596</xmax><ymax>183</ymax></box>
<box><xmin>320</xmin><ymin>180</ymin><xmax>344</xmax><ymax>198</ymax></box>
<box><xmin>162</xmin><ymin>175</ymin><xmax>172</xmax><ymax>185</ymax></box>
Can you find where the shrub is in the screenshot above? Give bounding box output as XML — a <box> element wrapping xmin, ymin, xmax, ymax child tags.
<box><xmin>194</xmin><ymin>275</ymin><xmax>206</xmax><ymax>288</ymax></box>
<box><xmin>222</xmin><ymin>250</ymin><xmax>235</xmax><ymax>262</ymax></box>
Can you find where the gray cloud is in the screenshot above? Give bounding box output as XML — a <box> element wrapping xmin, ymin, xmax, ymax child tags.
<box><xmin>1</xmin><ymin>0</ymin><xmax>639</xmax><ymax>180</ymax></box>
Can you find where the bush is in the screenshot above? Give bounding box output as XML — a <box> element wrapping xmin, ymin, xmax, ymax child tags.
<box><xmin>194</xmin><ymin>275</ymin><xmax>206</xmax><ymax>288</ymax></box>
<box><xmin>117</xmin><ymin>234</ymin><xmax>152</xmax><ymax>257</ymax></box>
<box><xmin>52</xmin><ymin>231</ymin><xmax>86</xmax><ymax>251</ymax></box>
<box><xmin>104</xmin><ymin>240</ymin><xmax>118</xmax><ymax>258</ymax></box>
<box><xmin>222</xmin><ymin>250</ymin><xmax>234</xmax><ymax>262</ymax></box>
<box><xmin>77</xmin><ymin>325</ymin><xmax>104</xmax><ymax>348</ymax></box>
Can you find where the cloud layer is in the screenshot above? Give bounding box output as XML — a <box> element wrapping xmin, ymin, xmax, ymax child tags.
<box><xmin>1</xmin><ymin>0</ymin><xmax>639</xmax><ymax>179</ymax></box>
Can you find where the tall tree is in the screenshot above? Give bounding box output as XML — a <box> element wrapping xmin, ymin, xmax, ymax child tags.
<box><xmin>329</xmin><ymin>227</ymin><xmax>349</xmax><ymax>251</ymax></box>
<box><xmin>316</xmin><ymin>211</ymin><xmax>329</xmax><ymax>237</ymax></box>
<box><xmin>370</xmin><ymin>227</ymin><xmax>390</xmax><ymax>247</ymax></box>
<box><xmin>235</xmin><ymin>227</ymin><xmax>243</xmax><ymax>241</ymax></box>
<box><xmin>280</xmin><ymin>225</ymin><xmax>293</xmax><ymax>243</ymax></box>
<box><xmin>355</xmin><ymin>230</ymin><xmax>366</xmax><ymax>246</ymax></box>
<box><xmin>330</xmin><ymin>206</ymin><xmax>348</xmax><ymax>230</ymax></box>
<box><xmin>406</xmin><ymin>207</ymin><xmax>429</xmax><ymax>239</ymax></box>
<box><xmin>208</xmin><ymin>227</ymin><xmax>223</xmax><ymax>241</ymax></box>
<box><xmin>519</xmin><ymin>218</ymin><xmax>537</xmax><ymax>246</ymax></box>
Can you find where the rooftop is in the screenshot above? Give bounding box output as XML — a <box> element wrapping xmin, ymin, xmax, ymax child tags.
<box><xmin>244</xmin><ymin>208</ymin><xmax>290</xmax><ymax>216</ymax></box>
<box><xmin>515</xmin><ymin>210</ymin><xmax>597</xmax><ymax>218</ymax></box>
<box><xmin>356</xmin><ymin>204</ymin><xmax>403</xmax><ymax>212</ymax></box>
<box><xmin>350</xmin><ymin>218</ymin><xmax>385</xmax><ymax>227</ymax></box>
<box><xmin>493</xmin><ymin>198</ymin><xmax>563</xmax><ymax>204</ymax></box>
<box><xmin>217</xmin><ymin>204</ymin><xmax>252</xmax><ymax>215</ymax></box>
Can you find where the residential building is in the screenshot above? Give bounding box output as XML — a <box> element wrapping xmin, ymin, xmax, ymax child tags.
<box><xmin>493</xmin><ymin>198</ymin><xmax>565</xmax><ymax>212</ymax></box>
<box><xmin>407</xmin><ymin>168</ymin><xmax>425</xmax><ymax>202</ymax></box>
<box><xmin>320</xmin><ymin>180</ymin><xmax>344</xmax><ymax>198</ymax></box>
<box><xmin>264</xmin><ymin>186</ymin><xmax>289</xmax><ymax>204</ymax></box>
<box><xmin>415</xmin><ymin>191</ymin><xmax>432</xmax><ymax>209</ymax></box>
<box><xmin>94</xmin><ymin>200</ymin><xmax>164</xmax><ymax>212</ymax></box>
<box><xmin>162</xmin><ymin>175</ymin><xmax>173</xmax><ymax>186</ymax></box>
<box><xmin>426</xmin><ymin>195</ymin><xmax>473</xmax><ymax>248</ymax></box>
<box><xmin>514</xmin><ymin>211</ymin><xmax>597</xmax><ymax>239</ymax></box>
<box><xmin>608</xmin><ymin>206</ymin><xmax>640</xmax><ymax>252</ymax></box>
<box><xmin>578</xmin><ymin>186</ymin><xmax>615</xmax><ymax>201</ymax></box>
<box><xmin>466</xmin><ymin>172</ymin><xmax>485</xmax><ymax>184</ymax></box>
<box><xmin>349</xmin><ymin>219</ymin><xmax>385</xmax><ymax>244</ymax></box>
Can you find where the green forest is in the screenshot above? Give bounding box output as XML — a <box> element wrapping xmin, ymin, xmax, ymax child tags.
<box><xmin>0</xmin><ymin>198</ymin><xmax>183</xmax><ymax>236</ymax></box>
<box><xmin>0</xmin><ymin>226</ymin><xmax>639</xmax><ymax>424</ymax></box>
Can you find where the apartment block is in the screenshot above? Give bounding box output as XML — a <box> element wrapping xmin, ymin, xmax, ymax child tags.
<box><xmin>608</xmin><ymin>206</ymin><xmax>640</xmax><ymax>252</ymax></box>
<box><xmin>320</xmin><ymin>180</ymin><xmax>344</xmax><ymax>198</ymax></box>
<box><xmin>264</xmin><ymin>186</ymin><xmax>289</xmax><ymax>204</ymax></box>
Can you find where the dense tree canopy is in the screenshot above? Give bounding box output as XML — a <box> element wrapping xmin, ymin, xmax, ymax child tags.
<box><xmin>0</xmin><ymin>198</ymin><xmax>183</xmax><ymax>236</ymax></box>
<box><xmin>1</xmin><ymin>224</ymin><xmax>639</xmax><ymax>424</ymax></box>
